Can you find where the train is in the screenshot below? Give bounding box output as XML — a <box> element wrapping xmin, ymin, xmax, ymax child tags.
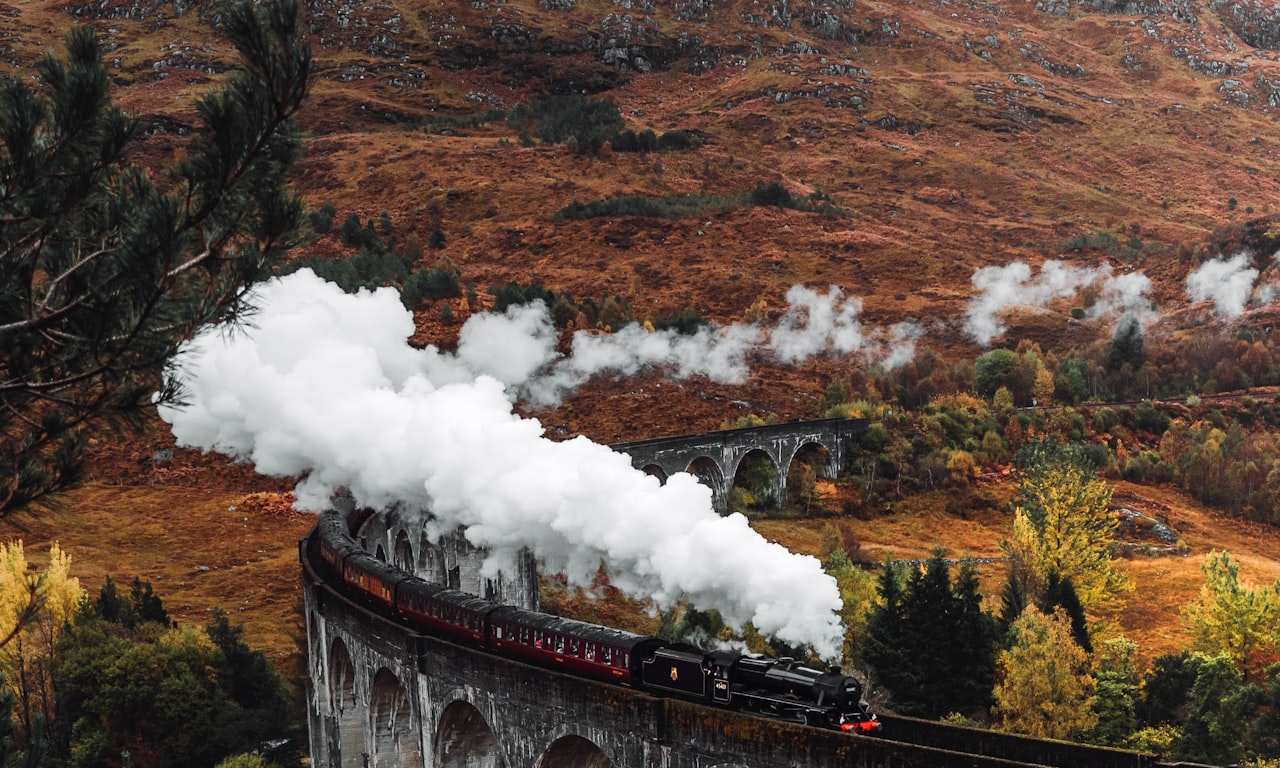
<box><xmin>303</xmin><ymin>509</ymin><xmax>882</xmax><ymax>735</ymax></box>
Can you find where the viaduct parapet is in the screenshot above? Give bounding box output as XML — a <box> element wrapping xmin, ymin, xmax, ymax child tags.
<box><xmin>612</xmin><ymin>418</ymin><xmax>867</xmax><ymax>513</ymax></box>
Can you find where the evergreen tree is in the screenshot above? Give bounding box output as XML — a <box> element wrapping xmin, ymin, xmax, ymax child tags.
<box><xmin>1106</xmin><ymin>313</ymin><xmax>1145</xmax><ymax>372</ymax></box>
<box><xmin>1175</xmin><ymin>653</ymin><xmax>1256</xmax><ymax>765</ymax></box>
<box><xmin>1138</xmin><ymin>650</ymin><xmax>1199</xmax><ymax>727</ymax></box>
<box><xmin>861</xmin><ymin>555</ymin><xmax>997</xmax><ymax>718</ymax></box>
<box><xmin>129</xmin><ymin>576</ymin><xmax>170</xmax><ymax>627</ymax></box>
<box><xmin>1246</xmin><ymin>663</ymin><xmax>1280</xmax><ymax>758</ymax></box>
<box><xmin>1040</xmin><ymin>572</ymin><xmax>1091</xmax><ymax>653</ymax></box>
<box><xmin>94</xmin><ymin>576</ymin><xmax>124</xmax><ymax>626</ymax></box>
<box><xmin>947</xmin><ymin>562</ymin><xmax>999</xmax><ymax>715</ymax></box>
<box><xmin>998</xmin><ymin>566</ymin><xmax>1029</xmax><ymax>638</ymax></box>
<box><xmin>0</xmin><ymin>0</ymin><xmax>310</xmax><ymax>515</ymax></box>
<box><xmin>206</xmin><ymin>609</ymin><xmax>291</xmax><ymax>750</ymax></box>
<box><xmin>899</xmin><ymin>555</ymin><xmax>952</xmax><ymax>716</ymax></box>
<box><xmin>52</xmin><ymin>587</ymin><xmax>292</xmax><ymax>767</ymax></box>
<box><xmin>861</xmin><ymin>562</ymin><xmax>910</xmax><ymax>706</ymax></box>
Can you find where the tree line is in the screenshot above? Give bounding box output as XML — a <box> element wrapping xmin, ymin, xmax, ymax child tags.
<box><xmin>828</xmin><ymin>441</ymin><xmax>1280</xmax><ymax>765</ymax></box>
<box><xmin>0</xmin><ymin>543</ymin><xmax>294</xmax><ymax>768</ymax></box>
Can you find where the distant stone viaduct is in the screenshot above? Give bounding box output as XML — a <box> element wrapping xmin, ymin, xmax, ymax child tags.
<box><xmin>612</xmin><ymin>417</ymin><xmax>868</xmax><ymax>513</ymax></box>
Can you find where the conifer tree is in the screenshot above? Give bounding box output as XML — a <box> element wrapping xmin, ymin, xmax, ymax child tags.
<box><xmin>862</xmin><ymin>555</ymin><xmax>997</xmax><ymax>718</ymax></box>
<box><xmin>1138</xmin><ymin>650</ymin><xmax>1199</xmax><ymax>727</ymax></box>
<box><xmin>1106</xmin><ymin>312</ymin><xmax>1145</xmax><ymax>373</ymax></box>
<box><xmin>0</xmin><ymin>0</ymin><xmax>310</xmax><ymax>514</ymax></box>
<box><xmin>1041</xmin><ymin>572</ymin><xmax>1091</xmax><ymax>653</ymax></box>
<box><xmin>861</xmin><ymin>562</ymin><xmax>910</xmax><ymax>705</ymax></box>
<box><xmin>947</xmin><ymin>562</ymin><xmax>999</xmax><ymax>715</ymax></box>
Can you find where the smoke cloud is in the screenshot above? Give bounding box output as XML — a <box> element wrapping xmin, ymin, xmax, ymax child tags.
<box><xmin>520</xmin><ymin>284</ymin><xmax>918</xmax><ymax>405</ymax></box>
<box><xmin>1185</xmin><ymin>252</ymin><xmax>1259</xmax><ymax>318</ymax></box>
<box><xmin>160</xmin><ymin>270</ymin><xmax>846</xmax><ymax>657</ymax></box>
<box><xmin>964</xmin><ymin>260</ymin><xmax>1153</xmax><ymax>345</ymax></box>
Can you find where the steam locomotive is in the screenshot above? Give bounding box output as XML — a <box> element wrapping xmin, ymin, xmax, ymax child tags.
<box><xmin>303</xmin><ymin>510</ymin><xmax>881</xmax><ymax>735</ymax></box>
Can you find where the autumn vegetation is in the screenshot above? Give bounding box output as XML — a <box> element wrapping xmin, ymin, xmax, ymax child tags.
<box><xmin>9</xmin><ymin>0</ymin><xmax>1280</xmax><ymax>762</ymax></box>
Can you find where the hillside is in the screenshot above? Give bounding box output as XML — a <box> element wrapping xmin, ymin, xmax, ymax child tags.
<box><xmin>6</xmin><ymin>0</ymin><xmax>1280</xmax><ymax>676</ymax></box>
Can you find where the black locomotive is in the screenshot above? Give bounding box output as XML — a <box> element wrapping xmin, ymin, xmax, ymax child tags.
<box><xmin>303</xmin><ymin>509</ymin><xmax>881</xmax><ymax>734</ymax></box>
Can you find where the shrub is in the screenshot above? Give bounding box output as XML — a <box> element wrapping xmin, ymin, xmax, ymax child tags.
<box><xmin>749</xmin><ymin>181</ymin><xmax>794</xmax><ymax>208</ymax></box>
<box><xmin>508</xmin><ymin>94</ymin><xmax>624</xmax><ymax>153</ymax></box>
<box><xmin>401</xmin><ymin>258</ymin><xmax>463</xmax><ymax>308</ymax></box>
<box><xmin>1134</xmin><ymin>401</ymin><xmax>1172</xmax><ymax>435</ymax></box>
<box><xmin>308</xmin><ymin>201</ymin><xmax>337</xmax><ymax>234</ymax></box>
<box><xmin>609</xmin><ymin>128</ymin><xmax>701</xmax><ymax>152</ymax></box>
<box><xmin>490</xmin><ymin>280</ymin><xmax>557</xmax><ymax>313</ymax></box>
<box><xmin>657</xmin><ymin>129</ymin><xmax>699</xmax><ymax>150</ymax></box>
<box><xmin>652</xmin><ymin>307</ymin><xmax>710</xmax><ymax>335</ymax></box>
<box><xmin>555</xmin><ymin>193</ymin><xmax>727</xmax><ymax>220</ymax></box>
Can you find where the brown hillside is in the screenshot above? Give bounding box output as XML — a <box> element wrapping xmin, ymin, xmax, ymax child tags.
<box><xmin>5</xmin><ymin>0</ymin><xmax>1280</xmax><ymax>672</ymax></box>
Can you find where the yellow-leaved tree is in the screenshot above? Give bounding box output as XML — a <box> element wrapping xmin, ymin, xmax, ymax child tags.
<box><xmin>1181</xmin><ymin>550</ymin><xmax>1280</xmax><ymax>680</ymax></box>
<box><xmin>993</xmin><ymin>606</ymin><xmax>1098</xmax><ymax>740</ymax></box>
<box><xmin>0</xmin><ymin>540</ymin><xmax>85</xmax><ymax>737</ymax></box>
<box><xmin>1003</xmin><ymin>440</ymin><xmax>1131</xmax><ymax>620</ymax></box>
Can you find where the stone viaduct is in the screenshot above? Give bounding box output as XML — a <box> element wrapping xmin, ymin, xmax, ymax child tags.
<box><xmin>302</xmin><ymin>418</ymin><xmax>1152</xmax><ymax>768</ymax></box>
<box><xmin>302</xmin><ymin>523</ymin><xmax>1058</xmax><ymax>768</ymax></box>
<box><xmin>611</xmin><ymin>417</ymin><xmax>868</xmax><ymax>513</ymax></box>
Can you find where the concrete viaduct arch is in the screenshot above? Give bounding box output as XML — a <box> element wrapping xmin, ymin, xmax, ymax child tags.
<box><xmin>612</xmin><ymin>418</ymin><xmax>867</xmax><ymax>513</ymax></box>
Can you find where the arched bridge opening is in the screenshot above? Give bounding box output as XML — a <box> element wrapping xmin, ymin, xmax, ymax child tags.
<box><xmin>371</xmin><ymin>668</ymin><xmax>419</xmax><ymax>768</ymax></box>
<box><xmin>537</xmin><ymin>736</ymin><xmax>614</xmax><ymax>768</ymax></box>
<box><xmin>330</xmin><ymin>638</ymin><xmax>364</xmax><ymax>768</ymax></box>
<box><xmin>729</xmin><ymin>448</ymin><xmax>781</xmax><ymax>516</ymax></box>
<box><xmin>436</xmin><ymin>700</ymin><xmax>502</xmax><ymax>768</ymax></box>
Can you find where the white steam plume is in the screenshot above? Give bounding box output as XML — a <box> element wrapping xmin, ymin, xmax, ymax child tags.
<box><xmin>965</xmin><ymin>260</ymin><xmax>1154</xmax><ymax>345</ymax></box>
<box><xmin>160</xmin><ymin>270</ymin><xmax>845</xmax><ymax>657</ymax></box>
<box><xmin>520</xmin><ymin>284</ymin><xmax>917</xmax><ymax>405</ymax></box>
<box><xmin>1185</xmin><ymin>252</ymin><xmax>1258</xmax><ymax>318</ymax></box>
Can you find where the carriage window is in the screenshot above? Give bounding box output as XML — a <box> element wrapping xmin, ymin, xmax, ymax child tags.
<box><xmin>493</xmin><ymin>625</ymin><xmax>503</xmax><ymax>639</ymax></box>
<box><xmin>534</xmin><ymin>630</ymin><xmax>543</xmax><ymax>647</ymax></box>
<box><xmin>555</xmin><ymin>636</ymin><xmax>565</xmax><ymax>653</ymax></box>
<box><xmin>585</xmin><ymin>643</ymin><xmax>596</xmax><ymax>661</ymax></box>
<box><xmin>569</xmin><ymin>638</ymin><xmax>581</xmax><ymax>656</ymax></box>
<box><xmin>602</xmin><ymin>647</ymin><xmax>612</xmax><ymax>664</ymax></box>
